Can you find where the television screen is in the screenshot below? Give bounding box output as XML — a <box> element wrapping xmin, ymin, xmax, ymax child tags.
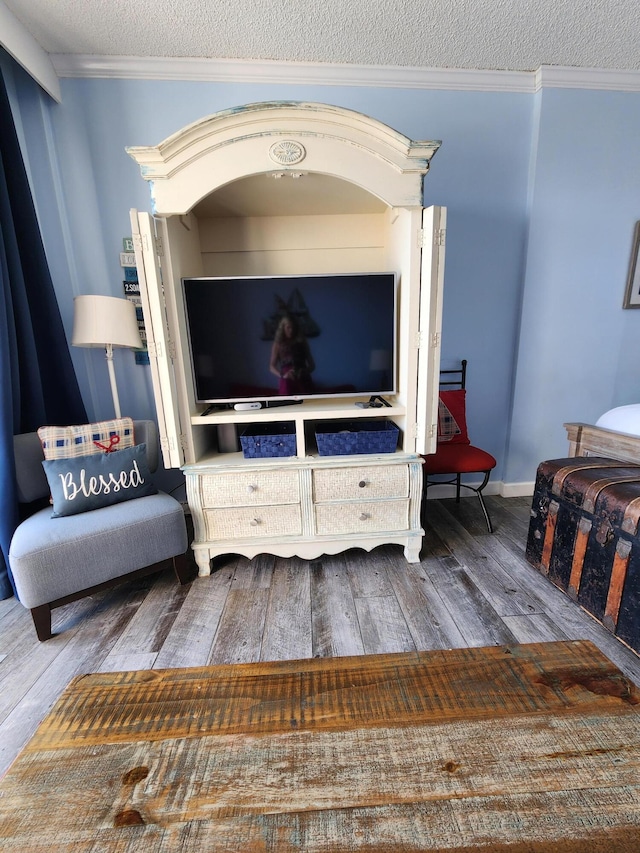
<box><xmin>182</xmin><ymin>273</ymin><xmax>397</xmax><ymax>405</ymax></box>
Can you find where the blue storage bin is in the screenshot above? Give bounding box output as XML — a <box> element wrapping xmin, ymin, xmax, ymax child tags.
<box><xmin>239</xmin><ymin>422</ymin><xmax>297</xmax><ymax>458</ymax></box>
<box><xmin>315</xmin><ymin>420</ymin><xmax>399</xmax><ymax>456</ymax></box>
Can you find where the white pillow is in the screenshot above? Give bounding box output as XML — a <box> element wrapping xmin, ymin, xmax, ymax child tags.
<box><xmin>595</xmin><ymin>404</ymin><xmax>640</xmax><ymax>436</ymax></box>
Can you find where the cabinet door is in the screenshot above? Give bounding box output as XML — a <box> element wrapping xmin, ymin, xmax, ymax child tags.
<box><xmin>415</xmin><ymin>205</ymin><xmax>446</xmax><ymax>455</ymax></box>
<box><xmin>130</xmin><ymin>209</ymin><xmax>184</xmax><ymax>468</ymax></box>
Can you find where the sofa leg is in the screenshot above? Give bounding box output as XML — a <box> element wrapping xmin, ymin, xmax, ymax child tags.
<box><xmin>31</xmin><ymin>605</ymin><xmax>53</xmax><ymax>641</ymax></box>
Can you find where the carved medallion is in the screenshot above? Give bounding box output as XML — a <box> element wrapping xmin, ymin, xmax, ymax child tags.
<box><xmin>269</xmin><ymin>140</ymin><xmax>306</xmax><ymax>165</ymax></box>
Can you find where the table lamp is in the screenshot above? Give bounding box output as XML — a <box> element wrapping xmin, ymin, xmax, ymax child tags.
<box><xmin>72</xmin><ymin>294</ymin><xmax>142</xmax><ymax>418</ymax></box>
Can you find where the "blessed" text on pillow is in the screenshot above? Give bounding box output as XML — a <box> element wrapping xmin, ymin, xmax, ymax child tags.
<box><xmin>56</xmin><ymin>460</ymin><xmax>146</xmax><ymax>502</ymax></box>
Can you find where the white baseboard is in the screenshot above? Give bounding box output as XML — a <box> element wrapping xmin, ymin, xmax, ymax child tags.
<box><xmin>500</xmin><ymin>481</ymin><xmax>536</xmax><ymax>498</ymax></box>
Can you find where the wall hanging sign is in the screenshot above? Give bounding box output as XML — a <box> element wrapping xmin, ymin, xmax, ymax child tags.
<box><xmin>623</xmin><ymin>221</ymin><xmax>640</xmax><ymax>308</ymax></box>
<box><xmin>121</xmin><ymin>237</ymin><xmax>150</xmax><ymax>363</ymax></box>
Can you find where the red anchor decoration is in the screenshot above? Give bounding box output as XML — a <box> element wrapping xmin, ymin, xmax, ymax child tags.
<box><xmin>93</xmin><ymin>434</ymin><xmax>121</xmax><ymax>453</ymax></box>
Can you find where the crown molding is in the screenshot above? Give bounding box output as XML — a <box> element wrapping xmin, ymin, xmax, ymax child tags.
<box><xmin>49</xmin><ymin>55</ymin><xmax>640</xmax><ymax>94</ymax></box>
<box><xmin>51</xmin><ymin>55</ymin><xmax>535</xmax><ymax>92</ymax></box>
<box><xmin>535</xmin><ymin>65</ymin><xmax>640</xmax><ymax>92</ymax></box>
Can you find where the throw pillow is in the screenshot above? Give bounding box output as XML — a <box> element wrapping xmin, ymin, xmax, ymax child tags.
<box><xmin>437</xmin><ymin>389</ymin><xmax>470</xmax><ymax>445</ymax></box>
<box><xmin>42</xmin><ymin>443</ymin><xmax>157</xmax><ymax>518</ymax></box>
<box><xmin>38</xmin><ymin>417</ymin><xmax>135</xmax><ymax>460</ymax></box>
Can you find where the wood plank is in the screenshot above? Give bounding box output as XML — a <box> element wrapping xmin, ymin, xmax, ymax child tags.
<box><xmin>260</xmin><ymin>557</ymin><xmax>312</xmax><ymax>661</ymax></box>
<box><xmin>152</xmin><ymin>567</ymin><xmax>235</xmax><ymax>669</ymax></box>
<box><xmin>100</xmin><ymin>567</ymin><xmax>192</xmax><ymax>661</ymax></box>
<box><xmin>486</xmin><ymin>494</ymin><xmax>532</xmax><ymax>542</ymax></box>
<box><xmin>547</xmin><ymin>600</ymin><xmax>640</xmax><ymax>687</ymax></box>
<box><xmin>433</xmin><ymin>495</ymin><xmax>489</xmax><ymax>536</ymax></box>
<box><xmin>484</xmin><ymin>533</ymin><xmax>577</xmax><ymax>612</ymax></box>
<box><xmin>0</xmin><ymin>597</ymin><xmax>24</xmax><ymax>640</ymax></box>
<box><xmin>419</xmin><ymin>507</ymin><xmax>452</xmax><ymax>557</ymax></box>
<box><xmin>208</xmin><ymin>588</ymin><xmax>269</xmax><ymax>665</ymax></box>
<box><xmin>310</xmin><ymin>554</ymin><xmax>365</xmax><ymax>658</ymax></box>
<box><xmin>385</xmin><ymin>557</ymin><xmax>468</xmax><ymax>650</ymax></box>
<box><xmin>427</xmin><ymin>498</ymin><xmax>545</xmax><ymax>616</ymax></box>
<box><xmin>96</xmin><ymin>652</ymin><xmax>158</xmax><ymax>672</ymax></box>
<box><xmin>2</xmin><ymin>642</ymin><xmax>639</xmax><ymax>852</ymax></box>
<box><xmin>230</xmin><ymin>553</ymin><xmax>276</xmax><ymax>589</ymax></box>
<box><xmin>344</xmin><ymin>545</ymin><xmax>395</xmax><ymax>598</ymax></box>
<box><xmin>0</xmin><ymin>583</ymin><xmax>151</xmax><ymax>727</ymax></box>
<box><xmin>502</xmin><ymin>612</ymin><xmax>570</xmax><ymax>644</ymax></box>
<box><xmin>0</xmin><ymin>596</ymin><xmax>19</xmax><ymax>619</ymax></box>
<box><xmin>425</xmin><ymin>555</ymin><xmax>519</xmax><ymax>647</ymax></box>
<box><xmin>21</xmin><ymin>641</ymin><xmax>640</xmax><ymax>746</ymax></box>
<box><xmin>354</xmin><ymin>595</ymin><xmax>416</xmax><ymax>654</ymax></box>
<box><xmin>464</xmin><ymin>537</ymin><xmax>548</xmax><ymax>616</ymax></box>
<box><xmin>5</xmin><ymin>716</ymin><xmax>640</xmax><ymax>848</ymax></box>
<box><xmin>0</xmin><ymin>581</ymin><xmax>149</xmax><ymax>777</ymax></box>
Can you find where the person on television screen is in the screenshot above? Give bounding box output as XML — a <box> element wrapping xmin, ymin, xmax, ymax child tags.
<box><xmin>269</xmin><ymin>313</ymin><xmax>315</xmax><ymax>395</ymax></box>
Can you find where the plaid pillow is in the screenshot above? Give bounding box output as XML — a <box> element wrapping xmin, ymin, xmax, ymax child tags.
<box><xmin>437</xmin><ymin>390</ymin><xmax>470</xmax><ymax>445</ymax></box>
<box><xmin>38</xmin><ymin>418</ymin><xmax>135</xmax><ymax>460</ymax></box>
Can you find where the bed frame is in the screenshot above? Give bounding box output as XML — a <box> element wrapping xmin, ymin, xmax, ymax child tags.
<box><xmin>564</xmin><ymin>422</ymin><xmax>640</xmax><ymax>465</ymax></box>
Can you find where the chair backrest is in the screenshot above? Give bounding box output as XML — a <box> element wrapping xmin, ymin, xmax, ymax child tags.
<box><xmin>437</xmin><ymin>360</ymin><xmax>470</xmax><ymax>445</ymax></box>
<box><xmin>13</xmin><ymin>419</ymin><xmax>159</xmax><ymax>504</ymax></box>
<box><xmin>439</xmin><ymin>358</ymin><xmax>467</xmax><ymax>390</ymax></box>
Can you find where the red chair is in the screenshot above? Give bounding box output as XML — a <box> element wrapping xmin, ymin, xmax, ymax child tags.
<box><xmin>422</xmin><ymin>359</ymin><xmax>497</xmax><ymax>532</ymax></box>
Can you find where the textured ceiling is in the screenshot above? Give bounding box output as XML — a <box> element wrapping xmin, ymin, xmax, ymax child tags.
<box><xmin>4</xmin><ymin>0</ymin><xmax>640</xmax><ymax>72</ymax></box>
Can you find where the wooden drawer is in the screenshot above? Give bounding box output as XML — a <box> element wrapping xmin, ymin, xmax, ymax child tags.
<box><xmin>313</xmin><ymin>465</ymin><xmax>409</xmax><ymax>503</ymax></box>
<box><xmin>315</xmin><ymin>500</ymin><xmax>409</xmax><ymax>536</ymax></box>
<box><xmin>204</xmin><ymin>504</ymin><xmax>302</xmax><ymax>539</ymax></box>
<box><xmin>200</xmin><ymin>469</ymin><xmax>299</xmax><ymax>507</ymax></box>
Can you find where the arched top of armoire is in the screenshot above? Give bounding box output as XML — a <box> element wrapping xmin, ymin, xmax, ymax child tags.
<box><xmin>127</xmin><ymin>101</ymin><xmax>441</xmax><ymax>216</ymax></box>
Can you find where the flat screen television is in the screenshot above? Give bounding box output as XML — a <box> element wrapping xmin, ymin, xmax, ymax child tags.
<box><xmin>182</xmin><ymin>272</ymin><xmax>397</xmax><ymax>405</ymax></box>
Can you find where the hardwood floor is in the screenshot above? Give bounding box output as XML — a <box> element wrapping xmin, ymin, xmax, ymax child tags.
<box><xmin>1</xmin><ymin>495</ymin><xmax>640</xmax><ymax>778</ymax></box>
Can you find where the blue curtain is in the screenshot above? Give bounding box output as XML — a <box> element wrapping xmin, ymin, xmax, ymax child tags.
<box><xmin>0</xmin><ymin>65</ymin><xmax>87</xmax><ymax>599</ymax></box>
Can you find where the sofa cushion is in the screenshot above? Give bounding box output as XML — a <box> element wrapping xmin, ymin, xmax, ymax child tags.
<box><xmin>38</xmin><ymin>417</ymin><xmax>135</xmax><ymax>460</ymax></box>
<box><xmin>9</xmin><ymin>492</ymin><xmax>188</xmax><ymax>609</ymax></box>
<box><xmin>42</xmin><ymin>444</ymin><xmax>157</xmax><ymax>517</ymax></box>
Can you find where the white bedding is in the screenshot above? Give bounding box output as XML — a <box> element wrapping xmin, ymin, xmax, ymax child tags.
<box><xmin>595</xmin><ymin>403</ymin><xmax>640</xmax><ymax>436</ymax></box>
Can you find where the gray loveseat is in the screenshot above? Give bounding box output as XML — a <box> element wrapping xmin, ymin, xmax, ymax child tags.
<box><xmin>9</xmin><ymin>419</ymin><xmax>192</xmax><ymax>640</ymax></box>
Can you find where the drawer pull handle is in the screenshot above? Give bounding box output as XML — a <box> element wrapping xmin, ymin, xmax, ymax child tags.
<box><xmin>359</xmin><ymin>512</ymin><xmax>370</xmax><ymax>521</ymax></box>
<box><xmin>247</xmin><ymin>484</ymin><xmax>257</xmax><ymax>494</ymax></box>
<box><xmin>358</xmin><ymin>480</ymin><xmax>369</xmax><ymax>488</ymax></box>
<box><xmin>250</xmin><ymin>518</ymin><xmax>261</xmax><ymax>527</ymax></box>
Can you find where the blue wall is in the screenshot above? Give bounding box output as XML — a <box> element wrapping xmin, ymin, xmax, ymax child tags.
<box><xmin>4</xmin><ymin>51</ymin><xmax>640</xmax><ymax>490</ymax></box>
<box><xmin>507</xmin><ymin>87</ymin><xmax>640</xmax><ymax>484</ymax></box>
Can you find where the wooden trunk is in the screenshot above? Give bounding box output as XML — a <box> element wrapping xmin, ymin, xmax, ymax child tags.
<box><xmin>527</xmin><ymin>456</ymin><xmax>640</xmax><ymax>654</ymax></box>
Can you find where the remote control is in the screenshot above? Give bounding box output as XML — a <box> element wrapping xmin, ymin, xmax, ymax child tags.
<box><xmin>234</xmin><ymin>402</ymin><xmax>262</xmax><ymax>411</ymax></box>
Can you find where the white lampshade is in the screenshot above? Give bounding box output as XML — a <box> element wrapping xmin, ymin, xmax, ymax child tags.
<box><xmin>72</xmin><ymin>294</ymin><xmax>142</xmax><ymax>349</ymax></box>
<box><xmin>72</xmin><ymin>294</ymin><xmax>142</xmax><ymax>419</ymax></box>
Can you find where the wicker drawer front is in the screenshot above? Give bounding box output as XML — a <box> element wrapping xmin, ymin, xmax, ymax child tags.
<box><xmin>201</xmin><ymin>470</ymin><xmax>299</xmax><ymax>507</ymax></box>
<box><xmin>315</xmin><ymin>500</ymin><xmax>408</xmax><ymax>536</ymax></box>
<box><xmin>313</xmin><ymin>465</ymin><xmax>408</xmax><ymax>503</ymax></box>
<box><xmin>204</xmin><ymin>504</ymin><xmax>302</xmax><ymax>539</ymax></box>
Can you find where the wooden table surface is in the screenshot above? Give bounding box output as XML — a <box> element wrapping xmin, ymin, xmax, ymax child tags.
<box><xmin>1</xmin><ymin>640</ymin><xmax>639</xmax><ymax>851</ymax></box>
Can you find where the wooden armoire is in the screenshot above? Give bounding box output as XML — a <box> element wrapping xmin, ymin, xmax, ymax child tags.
<box><xmin>128</xmin><ymin>102</ymin><xmax>445</xmax><ymax>575</ymax></box>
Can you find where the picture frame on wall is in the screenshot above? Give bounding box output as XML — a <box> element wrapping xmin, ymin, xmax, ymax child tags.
<box><xmin>623</xmin><ymin>221</ymin><xmax>640</xmax><ymax>308</ymax></box>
